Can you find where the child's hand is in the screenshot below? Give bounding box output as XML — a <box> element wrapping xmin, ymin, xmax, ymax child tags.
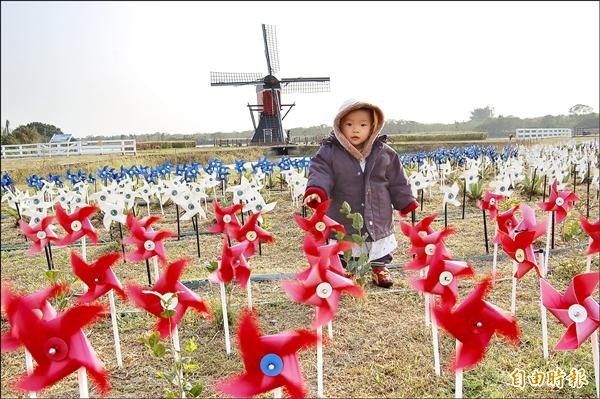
<box><xmin>303</xmin><ymin>193</ymin><xmax>322</xmax><ymax>207</ymax></box>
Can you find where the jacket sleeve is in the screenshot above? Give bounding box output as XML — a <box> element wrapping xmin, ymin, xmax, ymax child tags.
<box><xmin>386</xmin><ymin>151</ymin><xmax>418</xmax><ymax>213</ymax></box>
<box><xmin>304</xmin><ymin>144</ymin><xmax>334</xmax><ymax>206</ymax></box>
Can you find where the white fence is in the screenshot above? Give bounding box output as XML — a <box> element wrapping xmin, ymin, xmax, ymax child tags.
<box><xmin>1</xmin><ymin>140</ymin><xmax>137</xmax><ymax>159</ymax></box>
<box><xmin>515</xmin><ymin>128</ymin><xmax>572</xmax><ymax>140</ymax></box>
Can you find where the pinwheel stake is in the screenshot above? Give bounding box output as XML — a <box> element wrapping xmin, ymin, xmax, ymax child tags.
<box><xmin>118</xmin><ymin>223</ymin><xmax>126</xmax><ymax>261</ymax></box>
<box><xmin>455</xmin><ymin>340</ymin><xmax>463</xmax><ymax>399</ymax></box>
<box><xmin>586</xmin><ymin>163</ymin><xmax>591</xmax><ymax>219</ymax></box>
<box><xmin>219</xmin><ymin>282</ymin><xmax>232</xmax><ymax>354</ymax></box>
<box><xmin>461</xmin><ymin>178</ymin><xmax>466</xmax><ymax>219</ymax></box>
<box><xmin>175</xmin><ymin>204</ymin><xmax>181</xmax><ymax>240</ymax></box>
<box><xmin>420</xmin><ymin>189</ymin><xmax>424</xmax><ymax>212</ymax></box>
<box><xmin>24</xmin><ymin>350</ymin><xmax>36</xmax><ymax>398</ymax></box>
<box><xmin>482</xmin><ymin>209</ymin><xmax>490</xmax><ymax>255</ymax></box>
<box><xmin>542</xmin><ymin>174</ymin><xmax>547</xmax><ymax>202</ymax></box>
<box><xmin>316</xmin><ymin>310</ymin><xmax>324</xmax><ymax>398</ymax></box>
<box><xmin>529</xmin><ymin>167</ymin><xmax>537</xmax><ymax>201</ymax></box>
<box><xmin>191</xmin><ymin>214</ymin><xmax>201</xmax><ymax>258</ymax></box>
<box><xmin>537</xmin><ymin>250</ymin><xmax>549</xmax><ymax>360</ymax></box>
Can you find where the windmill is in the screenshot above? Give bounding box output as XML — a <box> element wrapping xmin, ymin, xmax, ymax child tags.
<box><xmin>210</xmin><ymin>24</ymin><xmax>330</xmax><ymax>146</ymax></box>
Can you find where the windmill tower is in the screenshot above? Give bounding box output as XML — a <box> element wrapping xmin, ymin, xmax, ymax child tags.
<box><xmin>210</xmin><ymin>24</ymin><xmax>330</xmax><ymax>145</ymax></box>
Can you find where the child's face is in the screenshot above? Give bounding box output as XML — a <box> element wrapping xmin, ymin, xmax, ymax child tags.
<box><xmin>340</xmin><ymin>109</ymin><xmax>373</xmax><ymax>149</ymax></box>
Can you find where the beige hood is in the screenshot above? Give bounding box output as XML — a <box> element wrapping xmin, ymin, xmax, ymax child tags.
<box><xmin>333</xmin><ymin>98</ymin><xmax>385</xmax><ymax>161</ymax></box>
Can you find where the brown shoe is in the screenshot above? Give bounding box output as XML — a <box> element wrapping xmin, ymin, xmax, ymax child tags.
<box><xmin>371</xmin><ymin>264</ymin><xmax>393</xmax><ymax>288</ymax></box>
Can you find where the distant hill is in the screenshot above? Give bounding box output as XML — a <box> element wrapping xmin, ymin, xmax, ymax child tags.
<box><xmin>2</xmin><ymin>112</ymin><xmax>598</xmax><ymax>145</ymax></box>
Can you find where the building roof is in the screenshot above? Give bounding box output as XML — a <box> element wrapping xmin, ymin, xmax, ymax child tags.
<box><xmin>49</xmin><ymin>133</ymin><xmax>74</xmax><ymax>143</ymax></box>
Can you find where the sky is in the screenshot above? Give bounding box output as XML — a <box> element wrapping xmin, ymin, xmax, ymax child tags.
<box><xmin>1</xmin><ymin>1</ymin><xmax>599</xmax><ymax>138</ymax></box>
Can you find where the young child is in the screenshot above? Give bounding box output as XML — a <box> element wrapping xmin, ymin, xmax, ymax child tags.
<box><xmin>303</xmin><ymin>99</ymin><xmax>418</xmax><ymax>288</ymax></box>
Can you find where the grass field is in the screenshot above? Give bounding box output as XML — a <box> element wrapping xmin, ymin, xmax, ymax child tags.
<box><xmin>1</xmin><ymin>143</ymin><xmax>599</xmax><ymax>398</ymax></box>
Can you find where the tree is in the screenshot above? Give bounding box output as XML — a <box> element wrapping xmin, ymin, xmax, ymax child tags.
<box><xmin>470</xmin><ymin>106</ymin><xmax>494</xmax><ymax>121</ymax></box>
<box><xmin>569</xmin><ymin>104</ymin><xmax>594</xmax><ymax>115</ymax></box>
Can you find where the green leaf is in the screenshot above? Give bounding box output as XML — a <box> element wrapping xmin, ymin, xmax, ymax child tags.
<box><xmin>205</xmin><ymin>259</ymin><xmax>219</xmax><ymax>272</ymax></box>
<box><xmin>156</xmin><ymin>371</ymin><xmax>164</xmax><ymax>379</ymax></box>
<box><xmin>183</xmin><ymin>363</ymin><xmax>199</xmax><ymax>371</ymax></box>
<box><xmin>340</xmin><ymin>201</ymin><xmax>351</xmax><ymax>215</ymax></box>
<box><xmin>163</xmin><ymin>371</ymin><xmax>176</xmax><ymax>383</ymax></box>
<box><xmin>165</xmin><ymin>391</ymin><xmax>176</xmax><ymax>398</ymax></box>
<box><xmin>153</xmin><ymin>343</ymin><xmax>166</xmax><ymax>357</ymax></box>
<box><xmin>161</xmin><ymin>309</ymin><xmax>176</xmax><ymax>318</ymax></box>
<box><xmin>44</xmin><ymin>270</ymin><xmax>60</xmax><ymax>282</ymax></box>
<box><xmin>185</xmin><ymin>339</ymin><xmax>198</xmax><ymax>353</ymax></box>
<box><xmin>351</xmin><ymin>213</ymin><xmax>364</xmax><ymax>230</ymax></box>
<box><xmin>149</xmin><ymin>332</ymin><xmax>160</xmax><ymax>348</ymax></box>
<box><xmin>188</xmin><ymin>384</ymin><xmax>204</xmax><ymax>397</ymax></box>
<box><xmin>351</xmin><ymin>234</ymin><xmax>363</xmax><ymax>244</ymax></box>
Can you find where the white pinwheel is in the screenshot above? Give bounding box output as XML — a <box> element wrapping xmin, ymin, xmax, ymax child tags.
<box><xmin>441</xmin><ymin>182</ymin><xmax>461</xmax><ymax>208</ymax></box>
<box><xmin>409</xmin><ymin>171</ymin><xmax>428</xmax><ymax>198</ymax></box>
<box><xmin>99</xmin><ymin>198</ymin><xmax>127</xmax><ymax>231</ymax></box>
<box><xmin>179</xmin><ymin>195</ymin><xmax>207</xmax><ymax>221</ymax></box>
<box><xmin>460</xmin><ymin>165</ymin><xmax>479</xmax><ymax>189</ymax></box>
<box><xmin>491</xmin><ymin>175</ymin><xmax>513</xmax><ymax>197</ymax></box>
<box><xmin>22</xmin><ymin>207</ymin><xmax>49</xmax><ymax>227</ymax></box>
<box><xmin>243</xmin><ymin>191</ymin><xmax>277</xmax><ymax>214</ymax></box>
<box><xmin>24</xmin><ymin>191</ymin><xmax>54</xmax><ymax>213</ymax></box>
<box><xmin>227</xmin><ymin>176</ymin><xmax>257</xmax><ymax>205</ymax></box>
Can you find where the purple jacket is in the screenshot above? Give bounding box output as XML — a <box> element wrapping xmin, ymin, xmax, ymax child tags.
<box><xmin>305</xmin><ymin>133</ymin><xmax>416</xmax><ymax>241</ymax></box>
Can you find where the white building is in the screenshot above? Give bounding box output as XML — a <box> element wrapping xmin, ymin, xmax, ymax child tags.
<box><xmin>515</xmin><ymin>128</ymin><xmax>572</xmax><ymax>139</ymax></box>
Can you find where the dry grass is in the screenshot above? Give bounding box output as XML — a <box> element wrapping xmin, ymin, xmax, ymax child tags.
<box><xmin>1</xmin><ymin>176</ymin><xmax>599</xmax><ymax>398</ymax></box>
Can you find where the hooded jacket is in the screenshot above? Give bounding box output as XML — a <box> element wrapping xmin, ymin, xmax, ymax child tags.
<box><xmin>304</xmin><ymin>99</ymin><xmax>418</xmax><ymax>240</ymax></box>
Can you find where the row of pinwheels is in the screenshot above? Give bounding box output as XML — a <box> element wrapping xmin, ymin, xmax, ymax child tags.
<box><xmin>2</xmin><ymin>190</ymin><xmax>288</xmax><ymax>397</ymax></box>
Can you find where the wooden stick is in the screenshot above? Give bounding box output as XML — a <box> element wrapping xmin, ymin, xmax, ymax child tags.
<box><xmin>538</xmin><ymin>252</ymin><xmax>549</xmax><ymax>360</ymax></box>
<box><xmin>219</xmin><ymin>282</ymin><xmax>231</xmax><ymax>354</ymax></box>
<box><xmin>24</xmin><ymin>350</ymin><xmax>37</xmax><ymax>398</ymax></box>
<box><xmin>108</xmin><ymin>290</ymin><xmax>123</xmax><ymax>368</ymax></box>
<box><xmin>511</xmin><ymin>261</ymin><xmax>517</xmax><ymax>315</ymax></box>
<box><xmin>78</xmin><ymin>367</ymin><xmax>89</xmax><ymax>398</ymax></box>
<box><xmin>455</xmin><ymin>340</ymin><xmax>463</xmax><ymax>398</ymax></box>
<box><xmin>316</xmin><ymin>316</ymin><xmax>324</xmax><ymax>398</ymax></box>
<box><xmin>431</xmin><ymin>301</ymin><xmax>441</xmax><ymax>376</ymax></box>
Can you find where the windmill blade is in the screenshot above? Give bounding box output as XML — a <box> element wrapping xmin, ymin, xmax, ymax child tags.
<box><xmin>280</xmin><ymin>77</ymin><xmax>331</xmax><ymax>94</ymax></box>
<box><xmin>262</xmin><ymin>24</ymin><xmax>280</xmax><ymax>76</ymax></box>
<box><xmin>210</xmin><ymin>71</ymin><xmax>263</xmax><ymax>87</ymax></box>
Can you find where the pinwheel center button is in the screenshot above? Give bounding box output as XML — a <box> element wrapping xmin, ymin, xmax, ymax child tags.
<box><xmin>71</xmin><ymin>220</ymin><xmax>82</xmax><ymax>231</ymax></box>
<box><xmin>144</xmin><ymin>240</ymin><xmax>156</xmax><ymax>251</ymax></box>
<box><xmin>246</xmin><ymin>231</ymin><xmax>257</xmax><ymax>241</ymax></box>
<box><xmin>36</xmin><ymin>231</ymin><xmax>47</xmax><ymax>240</ymax></box>
<box><xmin>44</xmin><ymin>337</ymin><xmax>69</xmax><ymax>361</ymax></box>
<box><xmin>315</xmin><ymin>222</ymin><xmax>326</xmax><ymax>232</ymax></box>
<box><xmin>439</xmin><ymin>271</ymin><xmax>453</xmax><ymax>286</ymax></box>
<box><xmin>223</xmin><ymin>214</ymin><xmax>232</xmax><ymax>223</ymax></box>
<box><xmin>489</xmin><ymin>198</ymin><xmax>496</xmax><ymax>206</ymax></box>
<box><xmin>555</xmin><ymin>197</ymin><xmax>564</xmax><ymax>207</ymax></box>
<box><xmin>316</xmin><ymin>282</ymin><xmax>333</xmax><ymax>298</ymax></box>
<box><xmin>260</xmin><ymin>353</ymin><xmax>283</xmax><ymax>376</ymax></box>
<box><xmin>425</xmin><ymin>244</ymin><xmax>436</xmax><ymax>256</ymax></box>
<box><xmin>515</xmin><ymin>248</ymin><xmax>525</xmax><ymax>263</ymax></box>
<box><xmin>418</xmin><ymin>231</ymin><xmax>428</xmax><ymax>238</ymax></box>
<box><xmin>568</xmin><ymin>304</ymin><xmax>588</xmax><ymax>323</ymax></box>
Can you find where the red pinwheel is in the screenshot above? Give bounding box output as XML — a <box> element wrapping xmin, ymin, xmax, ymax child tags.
<box><xmin>538</xmin><ymin>178</ymin><xmax>579</xmax><ymax>224</ymax></box>
<box><xmin>579</xmin><ymin>216</ymin><xmax>600</xmax><ymax>255</ymax></box>
<box><xmin>54</xmin><ymin>203</ymin><xmax>99</xmax><ymax>246</ymax></box>
<box><xmin>127</xmin><ymin>257</ymin><xmax>211</xmax><ymax>339</ymax></box>
<box><xmin>208</xmin><ymin>199</ymin><xmax>243</xmax><ymax>239</ymax></box>
<box><xmin>293</xmin><ymin>199</ymin><xmax>346</xmax><ymax>244</ymax></box>
<box><xmin>208</xmin><ymin>238</ymin><xmax>252</xmax><ymax>289</ymax></box>
<box><xmin>19</xmin><ymin>216</ymin><xmax>58</xmax><ymax>255</ymax></box>
<box><xmin>399</xmin><ymin>214</ymin><xmax>437</xmax><ymax>239</ymax></box>
<box><xmin>403</xmin><ymin>226</ymin><xmax>455</xmax><ymax>271</ymax></box>
<box><xmin>282</xmin><ymin>240</ymin><xmax>364</xmax><ymax>328</ymax></box>
<box><xmin>515</xmin><ymin>204</ymin><xmax>547</xmax><ymax>241</ymax></box>
<box><xmin>541</xmin><ymin>272</ymin><xmax>599</xmax><ymax>350</ymax></box>
<box><xmin>1</xmin><ymin>282</ymin><xmax>66</xmax><ymax>352</ymax></box>
<box><xmin>494</xmin><ymin>205</ymin><xmax>520</xmax><ymax>244</ymax></box>
<box><xmin>498</xmin><ymin>230</ymin><xmax>540</xmax><ymax>278</ymax></box>
<box><xmin>2</xmin><ymin>287</ymin><xmax>110</xmax><ymax>395</ymax></box>
<box><xmin>432</xmin><ymin>276</ymin><xmax>520</xmax><ymax>371</ymax></box>
<box><xmin>122</xmin><ymin>213</ymin><xmax>175</xmax><ymax>266</ymax></box>
<box><xmin>299</xmin><ymin>236</ymin><xmax>355</xmax><ymax>279</ymax></box>
<box><xmin>236</xmin><ymin>212</ymin><xmax>274</xmax><ymax>258</ymax></box>
<box><xmin>71</xmin><ymin>251</ymin><xmax>126</xmax><ymax>303</ymax></box>
<box><xmin>478</xmin><ymin>191</ymin><xmax>505</xmax><ymax>220</ymax></box>
<box><xmin>409</xmin><ymin>253</ymin><xmax>475</xmax><ymax>308</ymax></box>
<box><xmin>214</xmin><ymin>309</ymin><xmax>317</xmax><ymax>398</ymax></box>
